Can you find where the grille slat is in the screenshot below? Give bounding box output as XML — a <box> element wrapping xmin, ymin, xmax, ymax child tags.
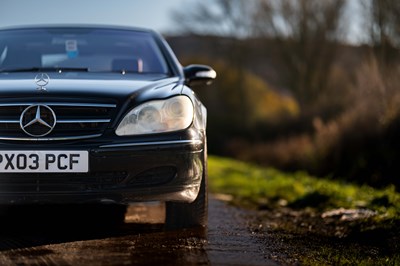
<box><xmin>0</xmin><ymin>102</ymin><xmax>116</xmax><ymax>141</ymax></box>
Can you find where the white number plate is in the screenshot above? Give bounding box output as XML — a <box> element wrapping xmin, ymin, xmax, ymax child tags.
<box><xmin>0</xmin><ymin>151</ymin><xmax>89</xmax><ymax>173</ymax></box>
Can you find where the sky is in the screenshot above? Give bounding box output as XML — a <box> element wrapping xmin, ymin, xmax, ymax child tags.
<box><xmin>0</xmin><ymin>0</ymin><xmax>186</xmax><ymax>34</ymax></box>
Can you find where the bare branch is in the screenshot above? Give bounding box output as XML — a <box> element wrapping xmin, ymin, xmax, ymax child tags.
<box><xmin>171</xmin><ymin>0</ymin><xmax>256</xmax><ymax>38</ymax></box>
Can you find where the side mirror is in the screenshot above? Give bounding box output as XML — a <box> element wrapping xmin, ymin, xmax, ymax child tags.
<box><xmin>183</xmin><ymin>64</ymin><xmax>216</xmax><ymax>87</ymax></box>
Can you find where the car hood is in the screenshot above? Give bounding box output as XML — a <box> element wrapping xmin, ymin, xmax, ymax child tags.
<box><xmin>0</xmin><ymin>72</ymin><xmax>183</xmax><ymax>105</ymax></box>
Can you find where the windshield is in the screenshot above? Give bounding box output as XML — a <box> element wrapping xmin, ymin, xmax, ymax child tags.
<box><xmin>0</xmin><ymin>28</ymin><xmax>170</xmax><ymax>74</ymax></box>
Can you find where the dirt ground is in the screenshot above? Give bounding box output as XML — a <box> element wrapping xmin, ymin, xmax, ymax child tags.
<box><xmin>250</xmin><ymin>204</ymin><xmax>400</xmax><ymax>265</ymax></box>
<box><xmin>0</xmin><ymin>197</ymin><xmax>397</xmax><ymax>265</ymax></box>
<box><xmin>0</xmin><ymin>199</ymin><xmax>275</xmax><ymax>265</ymax></box>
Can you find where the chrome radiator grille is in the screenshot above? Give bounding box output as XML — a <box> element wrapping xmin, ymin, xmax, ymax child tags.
<box><xmin>0</xmin><ymin>102</ymin><xmax>116</xmax><ymax>141</ymax></box>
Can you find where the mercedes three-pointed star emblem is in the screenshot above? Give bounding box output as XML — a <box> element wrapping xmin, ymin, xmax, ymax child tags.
<box><xmin>20</xmin><ymin>105</ymin><xmax>57</xmax><ymax>137</ymax></box>
<box><xmin>34</xmin><ymin>73</ymin><xmax>50</xmax><ymax>92</ymax></box>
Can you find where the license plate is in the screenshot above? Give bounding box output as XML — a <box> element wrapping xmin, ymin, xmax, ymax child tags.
<box><xmin>0</xmin><ymin>151</ymin><xmax>89</xmax><ymax>173</ymax></box>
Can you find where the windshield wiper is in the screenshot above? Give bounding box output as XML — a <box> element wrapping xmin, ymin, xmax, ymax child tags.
<box><xmin>0</xmin><ymin>67</ymin><xmax>89</xmax><ymax>73</ymax></box>
<box><xmin>108</xmin><ymin>70</ymin><xmax>167</xmax><ymax>75</ymax></box>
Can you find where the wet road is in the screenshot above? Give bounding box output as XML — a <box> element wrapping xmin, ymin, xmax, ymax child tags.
<box><xmin>0</xmin><ymin>198</ymin><xmax>276</xmax><ymax>265</ymax></box>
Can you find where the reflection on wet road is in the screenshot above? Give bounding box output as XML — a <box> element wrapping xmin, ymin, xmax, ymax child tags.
<box><xmin>0</xmin><ymin>199</ymin><xmax>276</xmax><ymax>265</ymax></box>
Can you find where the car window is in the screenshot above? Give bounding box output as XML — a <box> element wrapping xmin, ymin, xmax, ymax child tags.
<box><xmin>0</xmin><ymin>28</ymin><xmax>169</xmax><ymax>74</ymax></box>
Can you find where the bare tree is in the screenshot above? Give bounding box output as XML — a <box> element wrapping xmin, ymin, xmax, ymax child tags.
<box><xmin>365</xmin><ymin>0</ymin><xmax>400</xmax><ymax>65</ymax></box>
<box><xmin>253</xmin><ymin>0</ymin><xmax>346</xmax><ymax>108</ymax></box>
<box><xmin>172</xmin><ymin>0</ymin><xmax>347</xmax><ymax>110</ymax></box>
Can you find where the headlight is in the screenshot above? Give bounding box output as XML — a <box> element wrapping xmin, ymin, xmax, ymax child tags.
<box><xmin>116</xmin><ymin>96</ymin><xmax>194</xmax><ymax>136</ymax></box>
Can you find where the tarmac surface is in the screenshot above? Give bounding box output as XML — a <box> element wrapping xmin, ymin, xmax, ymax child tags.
<box><xmin>0</xmin><ymin>198</ymin><xmax>277</xmax><ymax>265</ymax></box>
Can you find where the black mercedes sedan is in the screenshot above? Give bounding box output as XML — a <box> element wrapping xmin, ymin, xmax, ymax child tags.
<box><xmin>0</xmin><ymin>25</ymin><xmax>215</xmax><ymax>229</ymax></box>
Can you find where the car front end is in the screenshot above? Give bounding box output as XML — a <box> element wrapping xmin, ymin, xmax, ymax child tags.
<box><xmin>0</xmin><ymin>25</ymin><xmax>216</xmax><ymax>228</ymax></box>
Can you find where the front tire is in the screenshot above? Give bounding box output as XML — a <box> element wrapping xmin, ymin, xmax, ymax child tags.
<box><xmin>165</xmin><ymin>154</ymin><xmax>208</xmax><ymax>230</ymax></box>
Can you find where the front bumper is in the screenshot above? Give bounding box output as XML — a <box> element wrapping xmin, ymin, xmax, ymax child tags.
<box><xmin>0</xmin><ymin>139</ymin><xmax>204</xmax><ymax>205</ymax></box>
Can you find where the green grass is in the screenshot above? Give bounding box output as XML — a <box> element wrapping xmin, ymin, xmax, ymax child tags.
<box><xmin>208</xmin><ymin>155</ymin><xmax>400</xmax><ymax>219</ymax></box>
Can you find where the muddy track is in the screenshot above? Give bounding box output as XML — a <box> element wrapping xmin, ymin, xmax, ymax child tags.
<box><xmin>0</xmin><ymin>199</ymin><xmax>276</xmax><ymax>265</ymax></box>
